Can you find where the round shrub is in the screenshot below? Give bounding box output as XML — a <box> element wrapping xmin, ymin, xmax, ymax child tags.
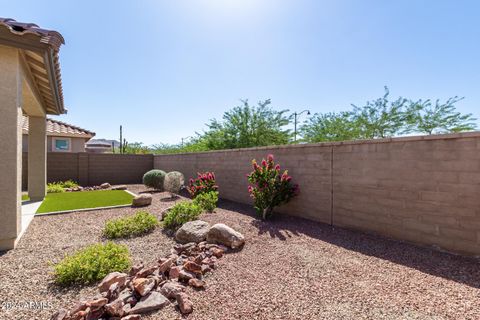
<box><xmin>53</xmin><ymin>242</ymin><xmax>131</xmax><ymax>286</ymax></box>
<box><xmin>143</xmin><ymin>169</ymin><xmax>166</xmax><ymax>190</ymax></box>
<box><xmin>164</xmin><ymin>171</ymin><xmax>185</xmax><ymax>196</ymax></box>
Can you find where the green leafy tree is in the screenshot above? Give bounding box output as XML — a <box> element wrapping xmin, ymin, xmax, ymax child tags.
<box><xmin>202</xmin><ymin>99</ymin><xmax>292</xmax><ymax>150</ymax></box>
<box><xmin>123</xmin><ymin>142</ymin><xmax>151</xmax><ymax>154</ymax></box>
<box><xmin>406</xmin><ymin>97</ymin><xmax>477</xmax><ymax>134</ymax></box>
<box><xmin>351</xmin><ymin>87</ymin><xmax>409</xmax><ymax>139</ymax></box>
<box><xmin>150</xmin><ymin>138</ymin><xmax>209</xmax><ymax>155</ymax></box>
<box><xmin>299</xmin><ymin>111</ymin><xmax>361</xmax><ymax>142</ymax></box>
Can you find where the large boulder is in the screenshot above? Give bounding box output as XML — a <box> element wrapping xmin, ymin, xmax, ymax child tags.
<box><xmin>206</xmin><ymin>223</ymin><xmax>245</xmax><ymax>249</ymax></box>
<box><xmin>175</xmin><ymin>221</ymin><xmax>210</xmax><ymax>244</ymax></box>
<box><xmin>132</xmin><ymin>194</ymin><xmax>152</xmax><ymax>207</ymax></box>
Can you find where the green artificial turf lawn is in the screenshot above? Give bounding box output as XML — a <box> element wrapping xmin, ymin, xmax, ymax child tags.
<box><xmin>22</xmin><ymin>194</ymin><xmax>30</xmax><ymax>201</ymax></box>
<box><xmin>36</xmin><ymin>190</ymin><xmax>134</xmax><ymax>214</ymax></box>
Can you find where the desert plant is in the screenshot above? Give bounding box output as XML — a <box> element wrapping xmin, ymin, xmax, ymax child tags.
<box><xmin>143</xmin><ymin>169</ymin><xmax>166</xmax><ymax>190</ymax></box>
<box><xmin>163</xmin><ymin>201</ymin><xmax>202</xmax><ymax>229</ymax></box>
<box><xmin>193</xmin><ymin>191</ymin><xmax>218</xmax><ymax>213</ymax></box>
<box><xmin>103</xmin><ymin>211</ymin><xmax>158</xmax><ymax>239</ymax></box>
<box><xmin>53</xmin><ymin>242</ymin><xmax>131</xmax><ymax>286</ymax></box>
<box><xmin>60</xmin><ymin>180</ymin><xmax>79</xmax><ymax>188</ymax></box>
<box><xmin>247</xmin><ymin>154</ymin><xmax>298</xmax><ymax>220</ymax></box>
<box><xmin>187</xmin><ymin>172</ymin><xmax>218</xmax><ymax>198</ymax></box>
<box><xmin>47</xmin><ymin>182</ymin><xmax>65</xmax><ymax>193</ymax></box>
<box><xmin>164</xmin><ymin>171</ymin><xmax>185</xmax><ymax>198</ymax></box>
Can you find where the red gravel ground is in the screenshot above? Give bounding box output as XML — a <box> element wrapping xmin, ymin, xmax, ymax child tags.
<box><xmin>0</xmin><ymin>185</ymin><xmax>479</xmax><ymax>319</ymax></box>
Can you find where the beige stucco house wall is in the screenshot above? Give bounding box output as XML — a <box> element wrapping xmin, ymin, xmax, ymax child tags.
<box><xmin>0</xmin><ymin>18</ymin><xmax>66</xmax><ymax>250</ymax></box>
<box><xmin>23</xmin><ymin>135</ymin><xmax>88</xmax><ymax>152</ymax></box>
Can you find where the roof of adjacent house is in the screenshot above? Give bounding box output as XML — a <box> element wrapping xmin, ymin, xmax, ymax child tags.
<box><xmin>86</xmin><ymin>139</ymin><xmax>120</xmax><ymax>147</ymax></box>
<box><xmin>0</xmin><ymin>18</ymin><xmax>65</xmax><ymax>114</ymax></box>
<box><xmin>22</xmin><ymin>116</ymin><xmax>95</xmax><ymax>139</ymax></box>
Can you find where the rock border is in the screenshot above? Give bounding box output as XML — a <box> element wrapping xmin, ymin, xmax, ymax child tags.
<box><xmin>51</xmin><ymin>241</ymin><xmax>234</xmax><ymax>319</ymax></box>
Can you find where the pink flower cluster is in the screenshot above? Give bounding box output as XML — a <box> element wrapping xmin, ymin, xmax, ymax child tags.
<box><xmin>188</xmin><ymin>172</ymin><xmax>218</xmax><ymax>198</ymax></box>
<box><xmin>247</xmin><ymin>154</ymin><xmax>299</xmax><ymax>219</ymax></box>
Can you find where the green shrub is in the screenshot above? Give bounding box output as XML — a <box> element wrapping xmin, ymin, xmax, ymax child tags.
<box><xmin>47</xmin><ymin>180</ymin><xmax>79</xmax><ymax>193</ymax></box>
<box><xmin>47</xmin><ymin>182</ymin><xmax>65</xmax><ymax>193</ymax></box>
<box><xmin>60</xmin><ymin>180</ymin><xmax>79</xmax><ymax>188</ymax></box>
<box><xmin>164</xmin><ymin>171</ymin><xmax>185</xmax><ymax>197</ymax></box>
<box><xmin>103</xmin><ymin>211</ymin><xmax>158</xmax><ymax>239</ymax></box>
<box><xmin>193</xmin><ymin>191</ymin><xmax>218</xmax><ymax>213</ymax></box>
<box><xmin>143</xmin><ymin>169</ymin><xmax>166</xmax><ymax>190</ymax></box>
<box><xmin>247</xmin><ymin>154</ymin><xmax>299</xmax><ymax>220</ymax></box>
<box><xmin>53</xmin><ymin>242</ymin><xmax>131</xmax><ymax>286</ymax></box>
<box><xmin>163</xmin><ymin>201</ymin><xmax>202</xmax><ymax>229</ymax></box>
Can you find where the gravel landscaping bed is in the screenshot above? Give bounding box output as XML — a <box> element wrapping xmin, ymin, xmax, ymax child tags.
<box><xmin>0</xmin><ymin>184</ymin><xmax>479</xmax><ymax>319</ymax></box>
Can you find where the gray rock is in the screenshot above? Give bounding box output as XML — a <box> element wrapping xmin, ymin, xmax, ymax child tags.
<box><xmin>105</xmin><ymin>298</ymin><xmax>125</xmax><ymax>317</ymax></box>
<box><xmin>128</xmin><ymin>291</ymin><xmax>170</xmax><ymax>314</ymax></box>
<box><xmin>98</xmin><ymin>272</ymin><xmax>128</xmax><ymax>293</ymax></box>
<box><xmin>206</xmin><ymin>223</ymin><xmax>245</xmax><ymax>249</ymax></box>
<box><xmin>132</xmin><ymin>278</ymin><xmax>155</xmax><ymax>296</ymax></box>
<box><xmin>175</xmin><ymin>292</ymin><xmax>193</xmax><ymax>314</ymax></box>
<box><xmin>50</xmin><ymin>309</ymin><xmax>68</xmax><ymax>320</ymax></box>
<box><xmin>112</xmin><ymin>185</ymin><xmax>127</xmax><ymax>190</ymax></box>
<box><xmin>175</xmin><ymin>220</ymin><xmax>210</xmax><ymax>244</ymax></box>
<box><xmin>160</xmin><ymin>281</ymin><xmax>185</xmax><ymax>299</ymax></box>
<box><xmin>132</xmin><ymin>194</ymin><xmax>152</xmax><ymax>207</ymax></box>
<box><xmin>100</xmin><ymin>182</ymin><xmax>111</xmax><ymax>189</ymax></box>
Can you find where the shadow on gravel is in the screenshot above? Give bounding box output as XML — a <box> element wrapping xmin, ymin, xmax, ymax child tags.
<box><xmin>160</xmin><ymin>196</ymin><xmax>180</xmax><ymax>203</ymax></box>
<box><xmin>218</xmin><ymin>199</ymin><xmax>480</xmax><ymax>289</ymax></box>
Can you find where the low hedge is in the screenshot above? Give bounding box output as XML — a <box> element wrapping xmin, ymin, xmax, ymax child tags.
<box><xmin>163</xmin><ymin>201</ymin><xmax>202</xmax><ymax>230</ymax></box>
<box><xmin>193</xmin><ymin>191</ymin><xmax>218</xmax><ymax>213</ymax></box>
<box><xmin>103</xmin><ymin>211</ymin><xmax>158</xmax><ymax>239</ymax></box>
<box><xmin>53</xmin><ymin>242</ymin><xmax>131</xmax><ymax>286</ymax></box>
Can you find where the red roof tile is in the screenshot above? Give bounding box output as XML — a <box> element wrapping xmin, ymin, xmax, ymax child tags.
<box><xmin>22</xmin><ymin>116</ymin><xmax>95</xmax><ymax>139</ymax></box>
<box><xmin>0</xmin><ymin>18</ymin><xmax>65</xmax><ymax>114</ymax></box>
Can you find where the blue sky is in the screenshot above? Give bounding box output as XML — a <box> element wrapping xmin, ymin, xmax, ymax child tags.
<box><xmin>3</xmin><ymin>0</ymin><xmax>480</xmax><ymax>144</ymax></box>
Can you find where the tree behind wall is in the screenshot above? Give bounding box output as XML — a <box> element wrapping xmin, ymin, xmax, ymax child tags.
<box><xmin>201</xmin><ymin>99</ymin><xmax>292</xmax><ymax>150</ymax></box>
<box><xmin>351</xmin><ymin>87</ymin><xmax>410</xmax><ymax>139</ymax></box>
<box><xmin>405</xmin><ymin>96</ymin><xmax>477</xmax><ymax>134</ymax></box>
<box><xmin>300</xmin><ymin>87</ymin><xmax>477</xmax><ymax>143</ymax></box>
<box><xmin>299</xmin><ymin>111</ymin><xmax>361</xmax><ymax>142</ymax></box>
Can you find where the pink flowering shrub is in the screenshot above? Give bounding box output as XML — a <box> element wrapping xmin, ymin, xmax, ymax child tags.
<box><xmin>187</xmin><ymin>172</ymin><xmax>218</xmax><ymax>198</ymax></box>
<box><xmin>247</xmin><ymin>154</ymin><xmax>298</xmax><ymax>220</ymax></box>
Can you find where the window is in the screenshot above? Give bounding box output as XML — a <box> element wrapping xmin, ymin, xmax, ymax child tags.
<box><xmin>52</xmin><ymin>137</ymin><xmax>71</xmax><ymax>152</ymax></box>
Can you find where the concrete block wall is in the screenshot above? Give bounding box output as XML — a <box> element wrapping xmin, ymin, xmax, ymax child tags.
<box><xmin>22</xmin><ymin>153</ymin><xmax>154</xmax><ymax>188</ymax></box>
<box><xmin>154</xmin><ymin>132</ymin><xmax>480</xmax><ymax>256</ymax></box>
<box><xmin>332</xmin><ymin>134</ymin><xmax>480</xmax><ymax>255</ymax></box>
<box><xmin>154</xmin><ymin>145</ymin><xmax>333</xmax><ymax>223</ymax></box>
<box><xmin>86</xmin><ymin>154</ymin><xmax>153</xmax><ymax>185</ymax></box>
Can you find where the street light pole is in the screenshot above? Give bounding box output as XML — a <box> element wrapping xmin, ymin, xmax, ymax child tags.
<box><xmin>293</xmin><ymin>110</ymin><xmax>311</xmax><ymax>142</ymax></box>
